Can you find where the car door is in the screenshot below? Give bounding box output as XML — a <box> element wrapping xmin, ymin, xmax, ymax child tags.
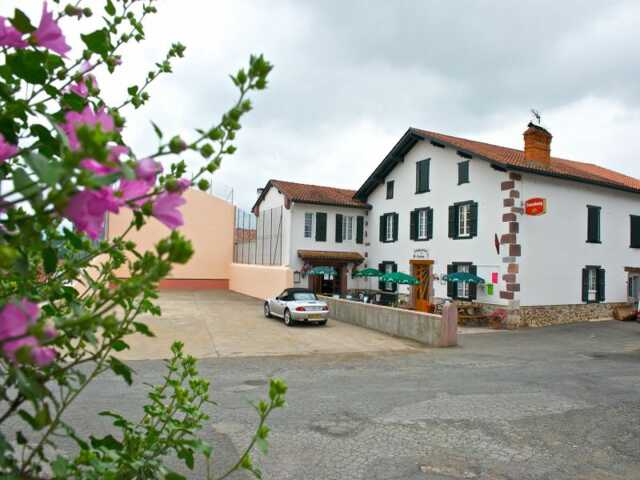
<box><xmin>272</xmin><ymin>290</ymin><xmax>288</xmax><ymax>316</ymax></box>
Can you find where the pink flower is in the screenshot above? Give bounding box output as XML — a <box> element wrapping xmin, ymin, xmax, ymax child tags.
<box><xmin>0</xmin><ymin>135</ymin><xmax>17</xmax><ymax>164</ymax></box>
<box><xmin>0</xmin><ymin>300</ymin><xmax>39</xmax><ymax>342</ymax></box>
<box><xmin>61</xmin><ymin>106</ymin><xmax>115</xmax><ymax>151</ymax></box>
<box><xmin>152</xmin><ymin>192</ymin><xmax>186</xmax><ymax>229</ymax></box>
<box><xmin>117</xmin><ymin>179</ymin><xmax>151</xmax><ymax>207</ymax></box>
<box><xmin>135</xmin><ymin>158</ymin><xmax>162</xmax><ymax>183</ymax></box>
<box><xmin>3</xmin><ymin>337</ymin><xmax>56</xmax><ymax>366</ymax></box>
<box><xmin>63</xmin><ymin>187</ymin><xmax>120</xmax><ymax>239</ymax></box>
<box><xmin>33</xmin><ymin>2</ymin><xmax>71</xmax><ymax>57</ymax></box>
<box><xmin>31</xmin><ymin>346</ymin><xmax>56</xmax><ymax>366</ymax></box>
<box><xmin>176</xmin><ymin>178</ymin><xmax>191</xmax><ymax>193</ymax></box>
<box><xmin>3</xmin><ymin>336</ymin><xmax>38</xmax><ymax>363</ymax></box>
<box><xmin>69</xmin><ymin>62</ymin><xmax>98</xmax><ymax>97</ymax></box>
<box><xmin>109</xmin><ymin>145</ymin><xmax>128</xmax><ymax>162</ymax></box>
<box><xmin>79</xmin><ymin>158</ymin><xmax>119</xmax><ymax>176</ymax></box>
<box><xmin>0</xmin><ymin>17</ymin><xmax>27</xmax><ymax>48</ymax></box>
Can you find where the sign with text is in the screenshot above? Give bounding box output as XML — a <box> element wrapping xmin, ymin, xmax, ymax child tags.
<box><xmin>413</xmin><ymin>248</ymin><xmax>429</xmax><ymax>259</ymax></box>
<box><xmin>525</xmin><ymin>197</ymin><xmax>547</xmax><ymax>216</ymax></box>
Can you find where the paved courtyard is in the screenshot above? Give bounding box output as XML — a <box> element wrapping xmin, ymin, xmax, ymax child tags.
<box><xmin>119</xmin><ymin>290</ymin><xmax>421</xmax><ymax>360</ymax></box>
<box><xmin>67</xmin><ymin>318</ymin><xmax>640</xmax><ymax>479</ymax></box>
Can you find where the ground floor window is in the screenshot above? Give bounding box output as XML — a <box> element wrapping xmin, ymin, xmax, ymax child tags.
<box><xmin>456</xmin><ymin>264</ymin><xmax>470</xmax><ymax>299</ymax></box>
<box><xmin>447</xmin><ymin>262</ymin><xmax>477</xmax><ymax>300</ymax></box>
<box><xmin>379</xmin><ymin>261</ymin><xmax>397</xmax><ymax>292</ymax></box>
<box><xmin>582</xmin><ymin>266</ymin><xmax>605</xmax><ymax>303</ymax></box>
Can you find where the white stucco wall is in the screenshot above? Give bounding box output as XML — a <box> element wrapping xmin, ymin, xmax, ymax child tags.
<box><xmin>518</xmin><ymin>174</ymin><xmax>640</xmax><ymax>306</ymax></box>
<box><xmin>366</xmin><ymin>139</ymin><xmax>506</xmax><ymax>304</ymax></box>
<box><xmin>289</xmin><ymin>202</ymin><xmax>369</xmax><ymax>288</ymax></box>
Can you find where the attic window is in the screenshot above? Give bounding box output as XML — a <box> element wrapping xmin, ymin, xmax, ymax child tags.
<box><xmin>457</xmin><ymin>151</ymin><xmax>472</xmax><ymax>159</ymax></box>
<box><xmin>430</xmin><ymin>140</ymin><xmax>445</xmax><ymax>149</ymax></box>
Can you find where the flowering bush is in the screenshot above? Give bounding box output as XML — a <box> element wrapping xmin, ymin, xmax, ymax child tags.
<box><xmin>0</xmin><ymin>1</ymin><xmax>285</xmax><ymax>478</ymax></box>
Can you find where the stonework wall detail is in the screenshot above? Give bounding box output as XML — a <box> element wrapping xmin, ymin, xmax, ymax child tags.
<box><xmin>520</xmin><ymin>302</ymin><xmax>631</xmax><ymax>327</ymax></box>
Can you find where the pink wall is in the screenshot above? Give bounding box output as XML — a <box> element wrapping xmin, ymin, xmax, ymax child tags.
<box><xmin>108</xmin><ymin>189</ymin><xmax>234</xmax><ymax>287</ymax></box>
<box><xmin>229</xmin><ymin>263</ymin><xmax>293</xmax><ymax>299</ymax></box>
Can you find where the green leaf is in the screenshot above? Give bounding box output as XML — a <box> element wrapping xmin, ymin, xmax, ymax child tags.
<box><xmin>127</xmin><ymin>85</ymin><xmax>138</xmax><ymax>95</ymax></box>
<box><xmin>90</xmin><ymin>434</ymin><xmax>122</xmax><ymax>451</ymax></box>
<box><xmin>12</xmin><ymin>167</ymin><xmax>39</xmax><ymax>197</ymax></box>
<box><xmin>6</xmin><ymin>50</ymin><xmax>48</xmax><ymax>85</ymax></box>
<box><xmin>105</xmin><ymin>0</ymin><xmax>116</xmax><ymax>16</ymax></box>
<box><xmin>81</xmin><ymin>29</ymin><xmax>113</xmax><ymax>57</ymax></box>
<box><xmin>165</xmin><ymin>473</ymin><xmax>186</xmax><ymax>480</ymax></box>
<box><xmin>63</xmin><ymin>227</ymin><xmax>84</xmax><ymax>249</ymax></box>
<box><xmin>61</xmin><ymin>92</ymin><xmax>87</xmax><ymax>112</ymax></box>
<box><xmin>109</xmin><ymin>357</ymin><xmax>133</xmax><ymax>385</ymax></box>
<box><xmin>177</xmin><ymin>448</ymin><xmax>194</xmax><ymax>470</ymax></box>
<box><xmin>256</xmin><ymin>437</ymin><xmax>269</xmax><ymax>455</ymax></box>
<box><xmin>51</xmin><ymin>456</ymin><xmax>70</xmax><ymax>477</ymax></box>
<box><xmin>133</xmin><ymin>322</ymin><xmax>155</xmax><ymax>337</ymax></box>
<box><xmin>24</xmin><ymin>152</ymin><xmax>63</xmax><ymax>186</ymax></box>
<box><xmin>151</xmin><ymin>121</ymin><xmax>163</xmax><ymax>139</ymax></box>
<box><xmin>42</xmin><ymin>247</ymin><xmax>58</xmax><ymax>274</ymax></box>
<box><xmin>111</xmin><ymin>340</ymin><xmax>129</xmax><ymax>352</ymax></box>
<box><xmin>10</xmin><ymin>9</ymin><xmax>36</xmax><ymax>33</ymax></box>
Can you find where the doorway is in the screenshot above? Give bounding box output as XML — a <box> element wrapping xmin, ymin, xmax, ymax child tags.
<box><xmin>410</xmin><ymin>259</ymin><xmax>433</xmax><ymax>312</ymax></box>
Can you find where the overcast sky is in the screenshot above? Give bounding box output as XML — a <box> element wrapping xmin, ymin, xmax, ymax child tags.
<box><xmin>59</xmin><ymin>1</ymin><xmax>640</xmax><ymax>208</ymax></box>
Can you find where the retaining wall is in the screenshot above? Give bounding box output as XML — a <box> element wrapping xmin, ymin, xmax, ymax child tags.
<box><xmin>321</xmin><ymin>296</ymin><xmax>457</xmax><ymax>347</ymax></box>
<box><xmin>229</xmin><ymin>263</ymin><xmax>293</xmax><ymax>300</ymax></box>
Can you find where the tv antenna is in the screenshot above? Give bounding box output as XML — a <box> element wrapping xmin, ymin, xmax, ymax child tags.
<box><xmin>530</xmin><ymin>109</ymin><xmax>541</xmax><ymax>125</ymax></box>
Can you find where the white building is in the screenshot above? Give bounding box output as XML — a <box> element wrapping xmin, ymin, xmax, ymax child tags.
<box><xmin>251</xmin><ymin>124</ymin><xmax>640</xmax><ymax>326</ymax></box>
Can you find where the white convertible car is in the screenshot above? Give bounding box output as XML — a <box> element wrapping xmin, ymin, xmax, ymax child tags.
<box><xmin>264</xmin><ymin>288</ymin><xmax>329</xmax><ymax>326</ymax></box>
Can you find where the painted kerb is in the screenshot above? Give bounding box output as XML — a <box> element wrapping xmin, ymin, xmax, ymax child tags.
<box><xmin>320</xmin><ymin>296</ymin><xmax>457</xmax><ymax>347</ymax></box>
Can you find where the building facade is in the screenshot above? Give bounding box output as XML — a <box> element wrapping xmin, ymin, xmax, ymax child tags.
<box><xmin>252</xmin><ymin>124</ymin><xmax>640</xmax><ymax>326</ymax></box>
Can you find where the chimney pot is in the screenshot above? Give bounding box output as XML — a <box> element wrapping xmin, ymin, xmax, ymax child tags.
<box><xmin>523</xmin><ymin>122</ymin><xmax>552</xmax><ymax>167</ymax></box>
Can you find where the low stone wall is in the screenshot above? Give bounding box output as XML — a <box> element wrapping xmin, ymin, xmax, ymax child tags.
<box><xmin>520</xmin><ymin>302</ymin><xmax>632</xmax><ymax>327</ymax></box>
<box><xmin>320</xmin><ymin>296</ymin><xmax>457</xmax><ymax>347</ymax></box>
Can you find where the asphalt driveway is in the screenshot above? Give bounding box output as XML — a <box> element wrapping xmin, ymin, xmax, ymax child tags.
<box><xmin>65</xmin><ymin>319</ymin><xmax>640</xmax><ymax>479</ymax></box>
<box><xmin>120</xmin><ymin>290</ymin><xmax>421</xmax><ymax>360</ymax></box>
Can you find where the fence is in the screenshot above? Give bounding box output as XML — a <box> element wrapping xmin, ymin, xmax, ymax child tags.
<box><xmin>234</xmin><ymin>206</ymin><xmax>284</xmax><ymax>265</ymax></box>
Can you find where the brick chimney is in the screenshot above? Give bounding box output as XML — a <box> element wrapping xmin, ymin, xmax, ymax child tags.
<box><xmin>523</xmin><ymin>122</ymin><xmax>552</xmax><ymax>166</ymax></box>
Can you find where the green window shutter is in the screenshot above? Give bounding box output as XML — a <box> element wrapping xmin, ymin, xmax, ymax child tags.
<box><xmin>379</xmin><ymin>215</ymin><xmax>386</xmax><ymax>242</ymax></box>
<box><xmin>448</xmin><ymin>205</ymin><xmax>457</xmax><ymax>239</ymax></box>
<box><xmin>392</xmin><ymin>213</ymin><xmax>399</xmax><ymax>241</ymax></box>
<box><xmin>356</xmin><ymin>216</ymin><xmax>364</xmax><ymax>244</ymax></box>
<box><xmin>469</xmin><ymin>202</ymin><xmax>478</xmax><ymax>238</ymax></box>
<box><xmin>587</xmin><ymin>206</ymin><xmax>601</xmax><ymax>243</ymax></box>
<box><xmin>378</xmin><ymin>263</ymin><xmax>384</xmax><ymax>290</ymax></box>
<box><xmin>597</xmin><ymin>268</ymin><xmax>605</xmax><ymax>302</ymax></box>
<box><xmin>335</xmin><ymin>214</ymin><xmax>343</xmax><ymax>243</ymax></box>
<box><xmin>409</xmin><ymin>210</ymin><xmax>417</xmax><ymax>240</ymax></box>
<box><xmin>581</xmin><ymin>268</ymin><xmax>589</xmax><ymax>302</ymax></box>
<box><xmin>458</xmin><ymin>161</ymin><xmax>469</xmax><ymax>184</ymax></box>
<box><xmin>447</xmin><ymin>264</ymin><xmax>455</xmax><ymax>298</ymax></box>
<box><xmin>315</xmin><ymin>212</ymin><xmax>327</xmax><ymax>242</ymax></box>
<box><xmin>631</xmin><ymin>215</ymin><xmax>640</xmax><ymax>248</ymax></box>
<box><xmin>427</xmin><ymin>208</ymin><xmax>433</xmax><ymax>240</ymax></box>
<box><xmin>469</xmin><ymin>264</ymin><xmax>478</xmax><ymax>300</ymax></box>
<box><xmin>391</xmin><ymin>262</ymin><xmax>398</xmax><ymax>292</ymax></box>
<box><xmin>415</xmin><ymin>159</ymin><xmax>430</xmax><ymax>193</ymax></box>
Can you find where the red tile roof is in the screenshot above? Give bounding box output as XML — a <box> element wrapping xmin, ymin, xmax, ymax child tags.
<box><xmin>415</xmin><ymin>128</ymin><xmax>640</xmax><ymax>192</ymax></box>
<box><xmin>254</xmin><ymin>179</ymin><xmax>368</xmax><ymax>212</ymax></box>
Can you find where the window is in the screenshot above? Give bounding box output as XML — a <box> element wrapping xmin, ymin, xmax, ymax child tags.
<box><xmin>630</xmin><ymin>215</ymin><xmax>640</xmax><ymax>248</ymax></box>
<box><xmin>582</xmin><ymin>266</ymin><xmax>605</xmax><ymax>303</ymax></box>
<box><xmin>341</xmin><ymin>215</ymin><xmax>354</xmax><ymax>241</ymax></box>
<box><xmin>379</xmin><ymin>261</ymin><xmax>397</xmax><ymax>292</ymax></box>
<box><xmin>448</xmin><ymin>201</ymin><xmax>478</xmax><ymax>239</ymax></box>
<box><xmin>458</xmin><ymin>161</ymin><xmax>469</xmax><ymax>185</ymax></box>
<box><xmin>458</xmin><ymin>204</ymin><xmax>471</xmax><ymax>237</ymax></box>
<box><xmin>587</xmin><ymin>205</ymin><xmax>601</xmax><ymax>243</ymax></box>
<box><xmin>416</xmin><ymin>159</ymin><xmax>430</xmax><ymax>193</ymax></box>
<box><xmin>456</xmin><ymin>264</ymin><xmax>470</xmax><ymax>299</ymax></box>
<box><xmin>315</xmin><ymin>212</ymin><xmax>327</xmax><ymax>241</ymax></box>
<box><xmin>304</xmin><ymin>212</ymin><xmax>313</xmax><ymax>238</ymax></box>
<box><xmin>385</xmin><ymin>214</ymin><xmax>393</xmax><ymax>242</ymax></box>
<box><xmin>379</xmin><ymin>213</ymin><xmax>398</xmax><ymax>243</ymax></box>
<box><xmin>292</xmin><ymin>292</ymin><xmax>317</xmax><ymax>301</ymax></box>
<box><xmin>386</xmin><ymin>181</ymin><xmax>394</xmax><ymax>199</ymax></box>
<box><xmin>356</xmin><ymin>216</ymin><xmax>364</xmax><ymax>244</ymax></box>
<box><xmin>410</xmin><ymin>207</ymin><xmax>433</xmax><ymax>241</ymax></box>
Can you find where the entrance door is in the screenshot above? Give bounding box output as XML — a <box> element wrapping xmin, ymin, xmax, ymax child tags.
<box><xmin>411</xmin><ymin>260</ymin><xmax>432</xmax><ymax>312</ymax></box>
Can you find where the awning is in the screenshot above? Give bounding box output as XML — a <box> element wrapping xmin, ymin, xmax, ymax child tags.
<box><xmin>297</xmin><ymin>250</ymin><xmax>364</xmax><ymax>263</ymax></box>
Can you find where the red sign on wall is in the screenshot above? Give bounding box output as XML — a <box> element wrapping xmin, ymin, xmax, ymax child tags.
<box><xmin>525</xmin><ymin>197</ymin><xmax>547</xmax><ymax>216</ymax></box>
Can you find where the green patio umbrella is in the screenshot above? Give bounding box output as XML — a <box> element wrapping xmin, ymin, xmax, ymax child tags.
<box><xmin>308</xmin><ymin>265</ymin><xmax>337</xmax><ymax>276</ymax></box>
<box><xmin>379</xmin><ymin>271</ymin><xmax>420</xmax><ymax>285</ymax></box>
<box><xmin>353</xmin><ymin>268</ymin><xmax>382</xmax><ymax>277</ymax></box>
<box><xmin>444</xmin><ymin>272</ymin><xmax>485</xmax><ymax>284</ymax></box>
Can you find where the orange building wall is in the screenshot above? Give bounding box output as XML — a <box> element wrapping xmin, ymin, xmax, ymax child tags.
<box><xmin>108</xmin><ymin>189</ymin><xmax>234</xmax><ymax>288</ymax></box>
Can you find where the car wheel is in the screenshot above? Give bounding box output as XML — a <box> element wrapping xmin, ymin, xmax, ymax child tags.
<box><xmin>284</xmin><ymin>309</ymin><xmax>294</xmax><ymax>327</ymax></box>
<box><xmin>264</xmin><ymin>303</ymin><xmax>271</xmax><ymax>318</ymax></box>
<box><xmin>318</xmin><ymin>320</ymin><xmax>327</xmax><ymax>326</ymax></box>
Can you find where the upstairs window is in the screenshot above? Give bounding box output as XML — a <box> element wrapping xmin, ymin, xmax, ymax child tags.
<box><xmin>630</xmin><ymin>215</ymin><xmax>640</xmax><ymax>248</ymax></box>
<box><xmin>385</xmin><ymin>214</ymin><xmax>394</xmax><ymax>242</ymax></box>
<box><xmin>315</xmin><ymin>212</ymin><xmax>327</xmax><ymax>242</ymax></box>
<box><xmin>304</xmin><ymin>212</ymin><xmax>313</xmax><ymax>238</ymax></box>
<box><xmin>448</xmin><ymin>201</ymin><xmax>478</xmax><ymax>239</ymax></box>
<box><xmin>386</xmin><ymin>180</ymin><xmax>394</xmax><ymax>199</ymax></box>
<box><xmin>587</xmin><ymin>205</ymin><xmax>601</xmax><ymax>243</ymax></box>
<box><xmin>379</xmin><ymin>213</ymin><xmax>398</xmax><ymax>243</ymax></box>
<box><xmin>416</xmin><ymin>159</ymin><xmax>430</xmax><ymax>194</ymax></box>
<box><xmin>582</xmin><ymin>266</ymin><xmax>605</xmax><ymax>303</ymax></box>
<box><xmin>458</xmin><ymin>161</ymin><xmax>469</xmax><ymax>185</ymax></box>
<box><xmin>410</xmin><ymin>207</ymin><xmax>433</xmax><ymax>241</ymax></box>
<box><xmin>342</xmin><ymin>215</ymin><xmax>354</xmax><ymax>241</ymax></box>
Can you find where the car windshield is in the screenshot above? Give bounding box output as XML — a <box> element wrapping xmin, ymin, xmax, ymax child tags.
<box><xmin>292</xmin><ymin>292</ymin><xmax>317</xmax><ymax>301</ymax></box>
